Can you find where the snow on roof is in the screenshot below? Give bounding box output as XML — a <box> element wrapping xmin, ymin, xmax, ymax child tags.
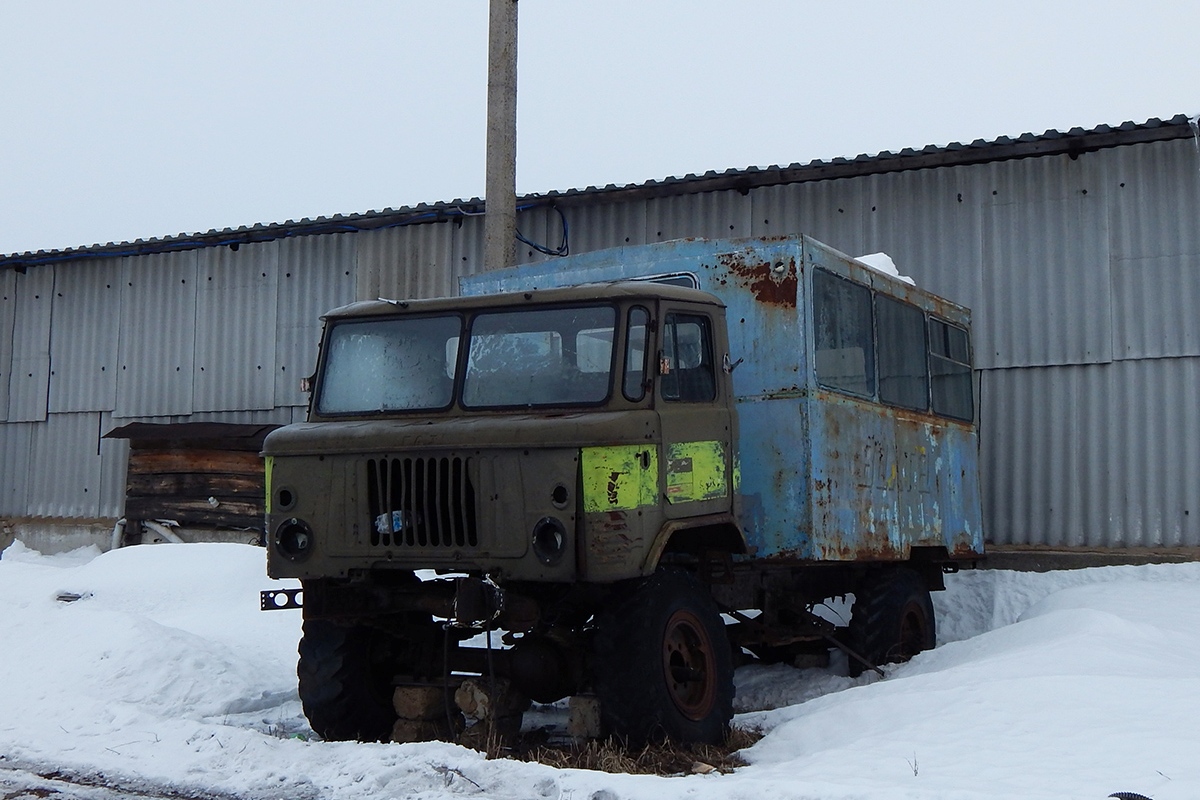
<box><xmin>855</xmin><ymin>252</ymin><xmax>915</xmax><ymax>286</ymax></box>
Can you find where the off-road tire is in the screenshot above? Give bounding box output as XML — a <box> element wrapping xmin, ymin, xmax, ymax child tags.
<box><xmin>593</xmin><ymin>569</ymin><xmax>734</xmax><ymax>745</ymax></box>
<box><xmin>846</xmin><ymin>567</ymin><xmax>936</xmax><ymax>677</ymax></box>
<box><xmin>297</xmin><ymin>619</ymin><xmax>398</xmax><ymax>742</ymax></box>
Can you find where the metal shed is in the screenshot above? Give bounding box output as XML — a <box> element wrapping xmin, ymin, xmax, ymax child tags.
<box><xmin>2</xmin><ymin>114</ymin><xmax>1198</xmax><ymax>557</ymax></box>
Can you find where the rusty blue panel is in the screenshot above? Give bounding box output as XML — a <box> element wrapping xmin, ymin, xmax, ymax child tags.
<box><xmin>734</xmin><ymin>395</ymin><xmax>812</xmax><ymax>557</ymax></box>
<box><xmin>462</xmin><ymin>235</ymin><xmax>984</xmax><ymax>562</ymax></box>
<box><xmin>732</xmin><ymin>391</ymin><xmax>982</xmax><ymax>562</ymax></box>
<box><xmin>800</xmin><ymin>393</ymin><xmax>983</xmax><ymax>561</ymax></box>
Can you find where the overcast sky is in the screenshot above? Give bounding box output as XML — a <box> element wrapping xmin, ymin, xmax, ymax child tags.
<box><xmin>1</xmin><ymin>0</ymin><xmax>1196</xmax><ymax>255</ymax></box>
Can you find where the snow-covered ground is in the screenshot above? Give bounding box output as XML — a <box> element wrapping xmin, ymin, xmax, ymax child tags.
<box><xmin>1</xmin><ymin>541</ymin><xmax>1197</xmax><ymax>800</ymax></box>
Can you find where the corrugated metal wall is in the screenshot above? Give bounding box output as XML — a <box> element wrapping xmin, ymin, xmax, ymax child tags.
<box><xmin>0</xmin><ymin>239</ymin><xmax>353</xmax><ymax>519</ymax></box>
<box><xmin>3</xmin><ymin>134</ymin><xmax>1199</xmax><ymax>551</ymax></box>
<box><xmin>983</xmin><ymin>359</ymin><xmax>1200</xmax><ymax>548</ymax></box>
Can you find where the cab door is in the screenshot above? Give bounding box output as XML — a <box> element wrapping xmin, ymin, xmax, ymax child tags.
<box><xmin>655</xmin><ymin>305</ymin><xmax>735</xmax><ymax>521</ymax></box>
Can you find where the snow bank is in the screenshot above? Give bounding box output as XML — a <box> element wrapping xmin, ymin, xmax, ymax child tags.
<box><xmin>2</xmin><ymin>542</ymin><xmax>1198</xmax><ymax>800</ymax></box>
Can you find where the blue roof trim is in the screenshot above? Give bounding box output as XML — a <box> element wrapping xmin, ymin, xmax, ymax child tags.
<box><xmin>3</xmin><ymin>114</ymin><xmax>1194</xmax><ymax>269</ymax></box>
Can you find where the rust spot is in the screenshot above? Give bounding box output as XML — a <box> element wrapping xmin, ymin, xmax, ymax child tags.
<box><xmin>818</xmin><ymin>529</ymin><xmax>905</xmax><ymax>562</ymax></box>
<box><xmin>951</xmin><ymin>535</ymin><xmax>984</xmax><ymax>558</ymax></box>
<box><xmin>600</xmin><ymin>510</ymin><xmax>630</xmax><ymax>532</ymax></box>
<box><xmin>719</xmin><ymin>253</ymin><xmax>798</xmax><ymax>307</ymax></box>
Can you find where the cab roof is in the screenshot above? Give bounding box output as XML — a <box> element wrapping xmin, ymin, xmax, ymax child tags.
<box><xmin>322</xmin><ymin>280</ymin><xmax>725</xmax><ymax>321</ymax></box>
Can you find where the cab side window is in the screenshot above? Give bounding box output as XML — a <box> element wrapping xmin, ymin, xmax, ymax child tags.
<box><xmin>623</xmin><ymin>306</ymin><xmax>650</xmax><ymax>401</ymax></box>
<box><xmin>660</xmin><ymin>313</ymin><xmax>716</xmax><ymax>402</ymax></box>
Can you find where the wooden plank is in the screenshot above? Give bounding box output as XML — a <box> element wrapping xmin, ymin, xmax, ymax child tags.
<box><xmin>125</xmin><ymin>497</ymin><xmax>262</xmax><ymax>521</ymax></box>
<box><xmin>127</xmin><ymin>450</ymin><xmax>264</xmax><ymax>476</ymax></box>
<box><xmin>126</xmin><ymin>473</ymin><xmax>263</xmax><ymax>497</ymax></box>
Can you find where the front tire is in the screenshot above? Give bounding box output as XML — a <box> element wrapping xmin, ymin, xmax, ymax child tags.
<box><xmin>297</xmin><ymin>620</ymin><xmax>399</xmax><ymax>742</ymax></box>
<box><xmin>593</xmin><ymin>569</ymin><xmax>733</xmax><ymax>745</ymax></box>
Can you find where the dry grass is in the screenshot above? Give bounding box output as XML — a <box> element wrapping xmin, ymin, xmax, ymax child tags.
<box><xmin>474</xmin><ymin>725</ymin><xmax>763</xmax><ymax>776</ymax></box>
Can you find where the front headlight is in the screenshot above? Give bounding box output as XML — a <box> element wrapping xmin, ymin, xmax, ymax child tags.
<box><xmin>274</xmin><ymin>517</ymin><xmax>314</xmax><ymax>561</ymax></box>
<box><xmin>531</xmin><ymin>516</ymin><xmax>568</xmax><ymax>566</ymax></box>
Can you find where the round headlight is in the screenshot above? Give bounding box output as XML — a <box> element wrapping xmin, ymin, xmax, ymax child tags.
<box><xmin>275</xmin><ymin>517</ymin><xmax>314</xmax><ymax>561</ymax></box>
<box><xmin>531</xmin><ymin>517</ymin><xmax>568</xmax><ymax>566</ymax></box>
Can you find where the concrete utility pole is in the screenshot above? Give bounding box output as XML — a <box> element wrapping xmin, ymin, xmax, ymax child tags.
<box><xmin>483</xmin><ymin>0</ymin><xmax>518</xmax><ymax>270</ymax></box>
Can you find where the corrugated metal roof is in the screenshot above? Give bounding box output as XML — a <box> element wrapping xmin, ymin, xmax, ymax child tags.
<box><xmin>2</xmin><ymin>115</ymin><xmax>1194</xmax><ymax>270</ymax></box>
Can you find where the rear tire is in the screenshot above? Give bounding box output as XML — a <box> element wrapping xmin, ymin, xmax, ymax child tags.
<box><xmin>846</xmin><ymin>568</ymin><xmax>935</xmax><ymax>677</ymax></box>
<box><xmin>593</xmin><ymin>569</ymin><xmax>733</xmax><ymax>745</ymax></box>
<box><xmin>297</xmin><ymin>620</ymin><xmax>399</xmax><ymax>742</ymax></box>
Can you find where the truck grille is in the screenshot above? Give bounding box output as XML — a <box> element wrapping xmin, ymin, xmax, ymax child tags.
<box><xmin>365</xmin><ymin>457</ymin><xmax>479</xmax><ymax>548</ymax></box>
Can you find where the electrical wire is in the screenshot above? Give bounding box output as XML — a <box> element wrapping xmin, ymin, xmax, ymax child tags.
<box><xmin>515</xmin><ymin>205</ymin><xmax>569</xmax><ymax>257</ymax></box>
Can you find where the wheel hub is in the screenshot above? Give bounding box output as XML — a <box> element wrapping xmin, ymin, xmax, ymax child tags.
<box><xmin>661</xmin><ymin>608</ymin><xmax>717</xmax><ymax>720</ymax></box>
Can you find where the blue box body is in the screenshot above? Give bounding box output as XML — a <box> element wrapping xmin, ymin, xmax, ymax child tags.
<box><xmin>462</xmin><ymin>236</ymin><xmax>984</xmax><ymax>563</ymax></box>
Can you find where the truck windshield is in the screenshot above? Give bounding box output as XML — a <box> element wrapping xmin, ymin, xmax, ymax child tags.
<box><xmin>317</xmin><ymin>315</ymin><xmax>462</xmax><ymax>414</ymax></box>
<box><xmin>462</xmin><ymin>305</ymin><xmax>616</xmax><ymax>407</ymax></box>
